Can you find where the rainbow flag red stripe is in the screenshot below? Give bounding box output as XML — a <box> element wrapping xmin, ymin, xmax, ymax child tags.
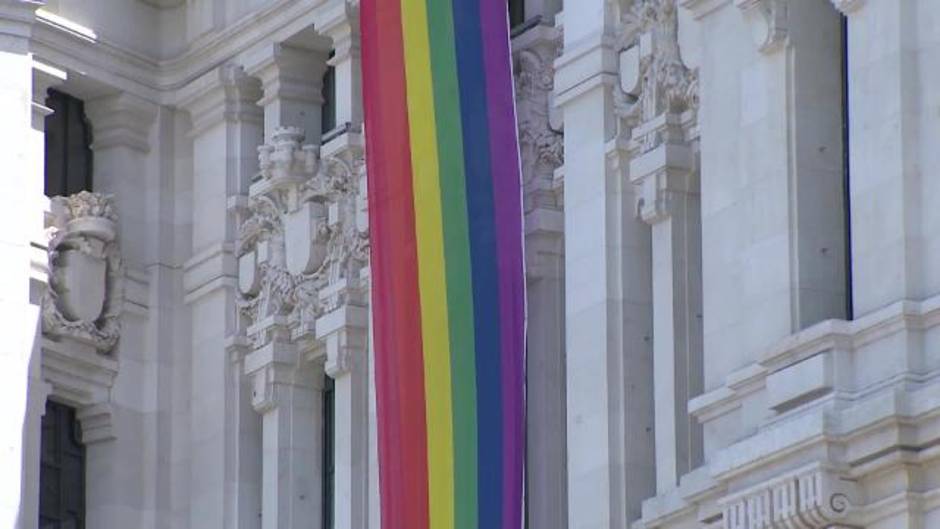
<box><xmin>361</xmin><ymin>0</ymin><xmax>525</xmax><ymax>527</ymax></box>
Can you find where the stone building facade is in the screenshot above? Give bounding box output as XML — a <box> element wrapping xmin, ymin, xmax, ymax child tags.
<box><xmin>2</xmin><ymin>0</ymin><xmax>939</xmax><ymax>528</ymax></box>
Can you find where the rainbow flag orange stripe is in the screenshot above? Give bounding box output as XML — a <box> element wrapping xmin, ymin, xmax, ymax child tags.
<box><xmin>361</xmin><ymin>0</ymin><xmax>525</xmax><ymax>527</ymax></box>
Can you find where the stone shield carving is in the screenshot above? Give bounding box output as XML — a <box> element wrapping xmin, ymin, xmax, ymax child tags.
<box><xmin>42</xmin><ymin>191</ymin><xmax>124</xmax><ymax>353</ymax></box>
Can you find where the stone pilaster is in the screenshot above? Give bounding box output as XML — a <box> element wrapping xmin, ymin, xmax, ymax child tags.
<box><xmin>611</xmin><ymin>0</ymin><xmax>705</xmax><ymax>493</ymax></box>
<box><xmin>556</xmin><ymin>0</ymin><xmax>656</xmax><ymax>525</ymax></box>
<box><xmin>0</xmin><ymin>3</ymin><xmax>55</xmax><ymax>525</ymax></box>
<box><xmin>179</xmin><ymin>64</ymin><xmax>264</xmax><ymax>529</ymax></box>
<box><xmin>841</xmin><ymin>0</ymin><xmax>940</xmax><ymax>316</ymax></box>
<box><xmin>629</xmin><ymin>115</ymin><xmax>703</xmax><ymax>493</ymax></box>
<box><xmin>84</xmin><ymin>93</ymin><xmax>158</xmax><ymax>270</ymax></box>
<box><xmin>244</xmin><ymin>330</ymin><xmax>324</xmax><ymax>529</ymax></box>
<box><xmin>310</xmin><ymin>132</ymin><xmax>370</xmax><ymax>529</ymax></box>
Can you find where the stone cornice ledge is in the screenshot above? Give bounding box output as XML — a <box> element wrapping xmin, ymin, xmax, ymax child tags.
<box><xmin>690</xmin><ymin>294</ymin><xmax>940</xmax><ymax>422</ymax></box>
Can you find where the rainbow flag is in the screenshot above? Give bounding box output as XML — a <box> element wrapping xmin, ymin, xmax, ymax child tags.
<box><xmin>361</xmin><ymin>0</ymin><xmax>526</xmax><ymax>528</ymax></box>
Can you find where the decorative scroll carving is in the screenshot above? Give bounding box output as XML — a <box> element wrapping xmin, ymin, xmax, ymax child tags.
<box><xmin>42</xmin><ymin>191</ymin><xmax>124</xmax><ymax>353</ymax></box>
<box><xmin>234</xmin><ymin>127</ymin><xmax>369</xmax><ymax>355</ymax></box>
<box><xmin>720</xmin><ymin>468</ymin><xmax>859</xmax><ymax>529</ymax></box>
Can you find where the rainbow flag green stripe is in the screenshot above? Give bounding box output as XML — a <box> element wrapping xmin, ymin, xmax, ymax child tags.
<box><xmin>361</xmin><ymin>0</ymin><xmax>526</xmax><ymax>527</ymax></box>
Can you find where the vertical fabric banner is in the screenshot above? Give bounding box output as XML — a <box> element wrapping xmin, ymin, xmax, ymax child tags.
<box><xmin>360</xmin><ymin>0</ymin><xmax>526</xmax><ymax>528</ymax></box>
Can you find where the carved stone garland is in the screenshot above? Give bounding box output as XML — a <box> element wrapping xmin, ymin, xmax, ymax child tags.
<box><xmin>42</xmin><ymin>191</ymin><xmax>124</xmax><ymax>353</ymax></box>
<box><xmin>234</xmin><ymin>127</ymin><xmax>369</xmax><ymax>351</ymax></box>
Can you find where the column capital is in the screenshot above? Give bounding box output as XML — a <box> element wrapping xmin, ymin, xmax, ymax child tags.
<box><xmin>628</xmin><ymin>114</ymin><xmax>697</xmax><ymax>225</ymax></box>
<box><xmin>315</xmin><ymin>303</ymin><xmax>368</xmax><ymax>378</ymax></box>
<box><xmin>177</xmin><ymin>64</ymin><xmax>263</xmax><ymax>137</ymax></box>
<box><xmin>244</xmin><ymin>339</ymin><xmax>306</xmax><ymax>413</ymax></box>
<box><xmin>248</xmin><ymin>43</ymin><xmax>328</xmax><ymax>109</ymax></box>
<box><xmin>85</xmin><ymin>92</ymin><xmax>159</xmax><ymax>152</ymax></box>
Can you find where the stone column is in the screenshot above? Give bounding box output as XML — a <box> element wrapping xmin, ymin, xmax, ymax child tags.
<box><xmin>178</xmin><ymin>64</ymin><xmax>264</xmax><ymax>529</ymax></box>
<box><xmin>557</xmin><ymin>0</ymin><xmax>656</xmax><ymax>525</ymax></box>
<box><xmin>837</xmin><ymin>0</ymin><xmax>940</xmax><ymax>316</ymax></box>
<box><xmin>514</xmin><ymin>23</ymin><xmax>567</xmax><ymax>529</ymax></box>
<box><xmin>249</xmin><ymin>42</ymin><xmax>329</xmax><ymax>144</ymax></box>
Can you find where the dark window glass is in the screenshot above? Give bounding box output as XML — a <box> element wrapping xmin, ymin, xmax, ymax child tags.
<box><xmin>841</xmin><ymin>14</ymin><xmax>853</xmax><ymax>320</ymax></box>
<box><xmin>39</xmin><ymin>401</ymin><xmax>85</xmax><ymax>529</ymax></box>
<box><xmin>322</xmin><ymin>375</ymin><xmax>335</xmax><ymax>529</ymax></box>
<box><xmin>44</xmin><ymin>90</ymin><xmax>93</xmax><ymax>197</ymax></box>
<box><xmin>321</xmin><ymin>53</ymin><xmax>337</xmax><ymax>136</ymax></box>
<box><xmin>509</xmin><ymin>0</ymin><xmax>525</xmax><ymax>28</ymax></box>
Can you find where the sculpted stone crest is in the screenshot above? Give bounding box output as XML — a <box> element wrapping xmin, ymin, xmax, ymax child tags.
<box><xmin>42</xmin><ymin>191</ymin><xmax>124</xmax><ymax>353</ymax></box>
<box><xmin>234</xmin><ymin>127</ymin><xmax>369</xmax><ymax>350</ymax></box>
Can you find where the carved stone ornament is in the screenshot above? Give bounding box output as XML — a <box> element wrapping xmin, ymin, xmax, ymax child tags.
<box><xmin>234</xmin><ymin>127</ymin><xmax>369</xmax><ymax>351</ymax></box>
<box><xmin>514</xmin><ymin>31</ymin><xmax>564</xmax><ymax>185</ymax></box>
<box><xmin>719</xmin><ymin>467</ymin><xmax>860</xmax><ymax>529</ymax></box>
<box><xmin>42</xmin><ymin>191</ymin><xmax>124</xmax><ymax>353</ymax></box>
<box><xmin>735</xmin><ymin>0</ymin><xmax>788</xmax><ymax>54</ymax></box>
<box><xmin>613</xmin><ymin>0</ymin><xmax>699</xmax><ymax>137</ymax></box>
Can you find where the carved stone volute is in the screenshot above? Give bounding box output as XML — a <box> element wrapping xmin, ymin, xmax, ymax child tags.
<box><xmin>42</xmin><ymin>191</ymin><xmax>124</xmax><ymax>353</ymax></box>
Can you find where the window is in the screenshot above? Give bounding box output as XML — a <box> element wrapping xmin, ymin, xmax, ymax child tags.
<box><xmin>322</xmin><ymin>375</ymin><xmax>335</xmax><ymax>529</ymax></box>
<box><xmin>321</xmin><ymin>52</ymin><xmax>337</xmax><ymax>137</ymax></box>
<box><xmin>508</xmin><ymin>0</ymin><xmax>525</xmax><ymax>28</ymax></box>
<box><xmin>841</xmin><ymin>14</ymin><xmax>853</xmax><ymax>320</ymax></box>
<box><xmin>39</xmin><ymin>401</ymin><xmax>85</xmax><ymax>529</ymax></box>
<box><xmin>44</xmin><ymin>89</ymin><xmax>93</xmax><ymax>197</ymax></box>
